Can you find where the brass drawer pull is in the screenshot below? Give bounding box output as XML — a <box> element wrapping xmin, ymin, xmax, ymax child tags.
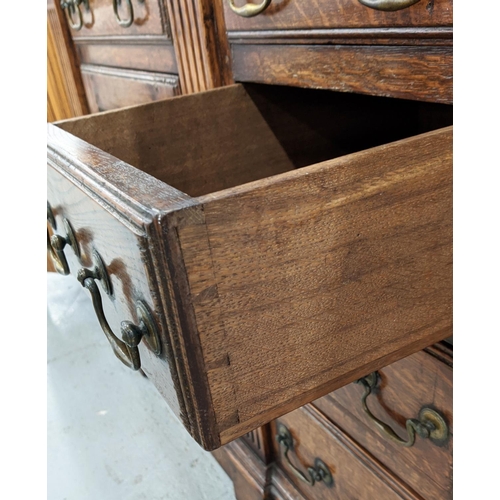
<box><xmin>60</xmin><ymin>0</ymin><xmax>89</xmax><ymax>31</ymax></box>
<box><xmin>47</xmin><ymin>202</ymin><xmax>57</xmax><ymax>230</ymax></box>
<box><xmin>276</xmin><ymin>424</ymin><xmax>334</xmax><ymax>487</ymax></box>
<box><xmin>77</xmin><ymin>250</ymin><xmax>161</xmax><ymax>371</ymax></box>
<box><xmin>228</xmin><ymin>0</ymin><xmax>272</xmax><ymax>18</ymax></box>
<box><xmin>356</xmin><ymin>372</ymin><xmax>449</xmax><ymax>447</ymax></box>
<box><xmin>358</xmin><ymin>0</ymin><xmax>420</xmax><ymax>11</ymax></box>
<box><xmin>47</xmin><ymin>211</ymin><xmax>80</xmax><ymax>276</ymax></box>
<box><xmin>113</xmin><ymin>0</ymin><xmax>144</xmax><ymax>28</ymax></box>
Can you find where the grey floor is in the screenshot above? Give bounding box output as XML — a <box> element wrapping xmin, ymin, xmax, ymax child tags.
<box><xmin>47</xmin><ymin>273</ymin><xmax>236</xmax><ymax>500</ymax></box>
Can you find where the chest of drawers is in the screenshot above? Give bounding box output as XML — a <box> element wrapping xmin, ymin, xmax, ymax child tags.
<box><xmin>48</xmin><ymin>0</ymin><xmax>453</xmax><ymax>496</ymax></box>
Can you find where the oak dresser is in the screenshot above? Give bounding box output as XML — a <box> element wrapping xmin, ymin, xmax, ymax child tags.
<box><xmin>47</xmin><ymin>0</ymin><xmax>453</xmax><ymax>498</ymax></box>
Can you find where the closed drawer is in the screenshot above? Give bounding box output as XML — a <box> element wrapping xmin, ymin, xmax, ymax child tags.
<box><xmin>60</xmin><ymin>0</ymin><xmax>169</xmax><ymax>38</ymax></box>
<box><xmin>313</xmin><ymin>345</ymin><xmax>453</xmax><ymax>499</ymax></box>
<box><xmin>47</xmin><ymin>83</ymin><xmax>452</xmax><ymax>450</ymax></box>
<box><xmin>271</xmin><ymin>406</ymin><xmax>417</xmax><ymax>499</ymax></box>
<box><xmin>81</xmin><ymin>65</ymin><xmax>180</xmax><ymax>112</ymax></box>
<box><xmin>223</xmin><ymin>0</ymin><xmax>452</xmax><ymax>31</ymax></box>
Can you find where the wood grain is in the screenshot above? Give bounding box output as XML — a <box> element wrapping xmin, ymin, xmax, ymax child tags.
<box><xmin>80</xmin><ymin>64</ymin><xmax>180</xmax><ymax>112</ymax></box>
<box><xmin>231</xmin><ymin>43</ymin><xmax>452</xmax><ymax>104</ymax></box>
<box><xmin>313</xmin><ymin>348</ymin><xmax>452</xmax><ymax>499</ymax></box>
<box><xmin>223</xmin><ymin>0</ymin><xmax>452</xmax><ymax>31</ymax></box>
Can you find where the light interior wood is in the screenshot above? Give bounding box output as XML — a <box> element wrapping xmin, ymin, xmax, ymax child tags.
<box><xmin>56</xmin><ymin>83</ymin><xmax>452</xmax><ymax>198</ymax></box>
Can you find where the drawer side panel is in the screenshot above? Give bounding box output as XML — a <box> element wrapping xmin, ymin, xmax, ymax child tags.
<box><xmin>183</xmin><ymin>127</ymin><xmax>452</xmax><ymax>444</ymax></box>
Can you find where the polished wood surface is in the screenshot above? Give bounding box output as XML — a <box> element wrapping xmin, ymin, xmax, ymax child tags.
<box><xmin>48</xmin><ymin>83</ymin><xmax>451</xmax><ymax>450</ymax></box>
<box><xmin>223</xmin><ymin>0</ymin><xmax>452</xmax><ymax>31</ymax></box>
<box><xmin>81</xmin><ymin>65</ymin><xmax>180</xmax><ymax>112</ymax></box>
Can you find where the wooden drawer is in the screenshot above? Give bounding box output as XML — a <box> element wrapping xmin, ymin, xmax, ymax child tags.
<box><xmin>60</xmin><ymin>0</ymin><xmax>169</xmax><ymax>38</ymax></box>
<box><xmin>313</xmin><ymin>344</ymin><xmax>453</xmax><ymax>499</ymax></box>
<box><xmin>271</xmin><ymin>406</ymin><xmax>417</xmax><ymax>499</ymax></box>
<box><xmin>223</xmin><ymin>0</ymin><xmax>452</xmax><ymax>31</ymax></box>
<box><xmin>81</xmin><ymin>65</ymin><xmax>180</xmax><ymax>112</ymax></box>
<box><xmin>47</xmin><ymin>83</ymin><xmax>452</xmax><ymax>450</ymax></box>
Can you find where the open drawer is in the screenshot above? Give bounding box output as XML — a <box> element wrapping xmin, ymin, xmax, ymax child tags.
<box><xmin>47</xmin><ymin>83</ymin><xmax>452</xmax><ymax>450</ymax></box>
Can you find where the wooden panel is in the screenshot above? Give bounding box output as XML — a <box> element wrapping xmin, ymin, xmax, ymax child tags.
<box><xmin>64</xmin><ymin>0</ymin><xmax>169</xmax><ymax>39</ymax></box>
<box><xmin>76</xmin><ymin>40</ymin><xmax>178</xmax><ymax>73</ymax></box>
<box><xmin>223</xmin><ymin>0</ymin><xmax>452</xmax><ymax>31</ymax></box>
<box><xmin>313</xmin><ymin>346</ymin><xmax>453</xmax><ymax>499</ymax></box>
<box><xmin>80</xmin><ymin>65</ymin><xmax>180</xmax><ymax>112</ymax></box>
<box><xmin>271</xmin><ymin>406</ymin><xmax>419</xmax><ymax>499</ymax></box>
<box><xmin>180</xmin><ymin>124</ymin><xmax>452</xmax><ymax>445</ymax></box>
<box><xmin>231</xmin><ymin>43</ymin><xmax>452</xmax><ymax>104</ymax></box>
<box><xmin>165</xmin><ymin>0</ymin><xmax>233</xmax><ymax>93</ymax></box>
<box><xmin>57</xmin><ymin>84</ymin><xmax>296</xmax><ymax>196</ymax></box>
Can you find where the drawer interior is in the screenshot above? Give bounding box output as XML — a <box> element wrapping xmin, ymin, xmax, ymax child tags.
<box><xmin>56</xmin><ymin>83</ymin><xmax>452</xmax><ymax>198</ymax></box>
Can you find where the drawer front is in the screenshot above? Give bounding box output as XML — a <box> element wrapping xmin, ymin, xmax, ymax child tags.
<box><xmin>313</xmin><ymin>346</ymin><xmax>453</xmax><ymax>499</ymax></box>
<box><xmin>223</xmin><ymin>0</ymin><xmax>452</xmax><ymax>31</ymax></box>
<box><xmin>46</xmin><ymin>131</ymin><xmax>203</xmax><ymax>443</ymax></box>
<box><xmin>61</xmin><ymin>0</ymin><xmax>169</xmax><ymax>38</ymax></box>
<box><xmin>48</xmin><ymin>84</ymin><xmax>452</xmax><ymax>450</ymax></box>
<box><xmin>271</xmin><ymin>406</ymin><xmax>416</xmax><ymax>499</ymax></box>
<box><xmin>76</xmin><ymin>42</ymin><xmax>178</xmax><ymax>74</ymax></box>
<box><xmin>231</xmin><ymin>44</ymin><xmax>452</xmax><ymax>105</ymax></box>
<box><xmin>81</xmin><ymin>65</ymin><xmax>180</xmax><ymax>112</ymax></box>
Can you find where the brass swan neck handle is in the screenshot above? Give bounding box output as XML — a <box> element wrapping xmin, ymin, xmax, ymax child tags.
<box><xmin>77</xmin><ymin>250</ymin><xmax>161</xmax><ymax>371</ymax></box>
<box><xmin>276</xmin><ymin>423</ymin><xmax>334</xmax><ymax>487</ymax></box>
<box><xmin>356</xmin><ymin>372</ymin><xmax>449</xmax><ymax>447</ymax></box>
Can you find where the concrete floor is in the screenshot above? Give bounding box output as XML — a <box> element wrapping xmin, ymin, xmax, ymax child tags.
<box><xmin>47</xmin><ymin>273</ymin><xmax>236</xmax><ymax>500</ymax></box>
